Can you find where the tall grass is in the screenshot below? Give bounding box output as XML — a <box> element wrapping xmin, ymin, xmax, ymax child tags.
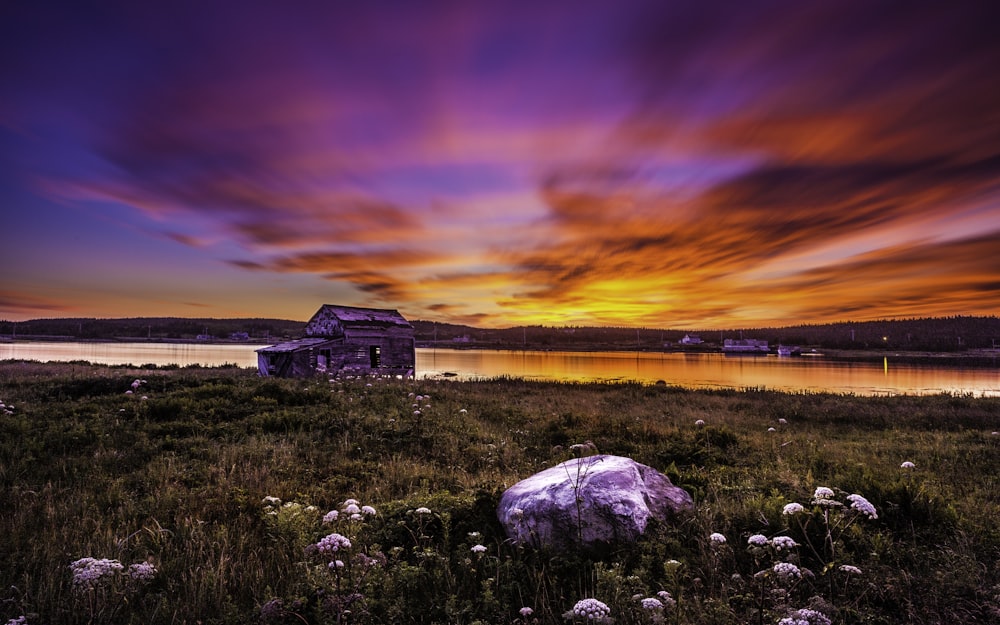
<box><xmin>1</xmin><ymin>362</ymin><xmax>998</xmax><ymax>624</ymax></box>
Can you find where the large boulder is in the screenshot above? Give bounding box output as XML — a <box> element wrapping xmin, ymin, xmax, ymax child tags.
<box><xmin>497</xmin><ymin>455</ymin><xmax>693</xmax><ymax>551</ymax></box>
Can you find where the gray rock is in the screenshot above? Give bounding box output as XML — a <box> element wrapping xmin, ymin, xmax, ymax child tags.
<box><xmin>497</xmin><ymin>454</ymin><xmax>694</xmax><ymax>551</ymax></box>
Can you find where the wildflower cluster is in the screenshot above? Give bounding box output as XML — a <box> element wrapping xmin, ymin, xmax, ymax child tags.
<box><xmin>567</xmin><ymin>598</ymin><xmax>611</xmax><ymax>621</ymax></box>
<box><xmin>846</xmin><ymin>494</ymin><xmax>878</xmax><ymax>519</ymax></box>
<box><xmin>69</xmin><ymin>557</ymin><xmax>125</xmax><ymax>590</ymax></box>
<box><xmin>128</xmin><ymin>561</ymin><xmax>158</xmax><ymax>583</ymax></box>
<box><xmin>773</xmin><ymin>562</ymin><xmax>802</xmax><ymax>580</ymax></box>
<box><xmin>782</xmin><ymin>502</ymin><xmax>805</xmax><ymax>515</ymax></box>
<box><xmin>778</xmin><ymin>607</ymin><xmax>832</xmax><ymax>625</ymax></box>
<box><xmin>315</xmin><ymin>532</ymin><xmax>352</xmax><ymax>556</ymax></box>
<box><xmin>786</xmin><ymin>487</ymin><xmax>879</xmax><ymax>522</ymax></box>
<box><xmin>811</xmin><ymin>487</ymin><xmax>839</xmax><ymax>507</ymax></box>
<box><xmin>70</xmin><ymin>556</ymin><xmax>158</xmax><ymax>590</ymax></box>
<box><xmin>656</xmin><ymin>590</ymin><xmax>677</xmax><ymax>609</ymax></box>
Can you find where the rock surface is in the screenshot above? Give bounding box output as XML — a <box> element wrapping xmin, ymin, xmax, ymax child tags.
<box><xmin>497</xmin><ymin>454</ymin><xmax>694</xmax><ymax>551</ymax></box>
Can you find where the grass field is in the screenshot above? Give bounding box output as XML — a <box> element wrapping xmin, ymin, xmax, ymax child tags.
<box><xmin>2</xmin><ymin>361</ymin><xmax>999</xmax><ymax>624</ymax></box>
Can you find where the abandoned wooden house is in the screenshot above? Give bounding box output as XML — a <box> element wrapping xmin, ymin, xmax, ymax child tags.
<box><xmin>256</xmin><ymin>305</ymin><xmax>416</xmax><ymax>378</ymax></box>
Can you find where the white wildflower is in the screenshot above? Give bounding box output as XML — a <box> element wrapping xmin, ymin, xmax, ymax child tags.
<box><xmin>767</xmin><ymin>427</ymin><xmax>776</xmax><ymax>432</ymax></box>
<box><xmin>70</xmin><ymin>557</ymin><xmax>124</xmax><ymax>590</ymax></box>
<box><xmin>778</xmin><ymin>608</ymin><xmax>832</xmax><ymax>625</ymax></box>
<box><xmin>772</xmin><ymin>562</ymin><xmax>801</xmax><ymax>580</ymax></box>
<box><xmin>839</xmin><ymin>564</ymin><xmax>862</xmax><ymax>575</ymax></box>
<box><xmin>459</xmin><ymin>408</ymin><xmax>468</xmax><ymax>414</ymax></box>
<box><xmin>414</xmin><ymin>506</ymin><xmax>432</xmax><ymax>515</ymax></box>
<box><xmin>520</xmin><ymin>607</ymin><xmax>533</xmax><ymax>617</ymax></box>
<box><xmin>262</xmin><ymin>496</ymin><xmax>281</xmax><ymax>506</ymax></box>
<box><xmin>695</xmin><ymin>419</ymin><xmax>705</xmax><ymax>426</ymax></box>
<box><xmin>323</xmin><ymin>510</ymin><xmax>339</xmax><ymax>524</ymax></box>
<box><xmin>782</xmin><ymin>502</ymin><xmax>805</xmax><ymax>515</ymax></box>
<box><xmin>900</xmin><ymin>461</ymin><xmax>916</xmax><ymax>469</ymax></box>
<box><xmin>709</xmin><ymin>532</ymin><xmax>727</xmax><ymax>544</ymax></box>
<box><xmin>640</xmin><ymin>597</ymin><xmax>664</xmax><ymax>611</ymax></box>
<box><xmin>361</xmin><ymin>505</ymin><xmax>377</xmax><ymax>516</ymax></box>
<box><xmin>5</xmin><ymin>617</ymin><xmax>28</xmax><ymax>625</ymax></box>
<box><xmin>343</xmin><ymin>503</ymin><xmax>361</xmax><ymax>515</ymax></box>
<box><xmin>847</xmin><ymin>493</ymin><xmax>878</xmax><ymax>519</ymax></box>
<box><xmin>468</xmin><ymin>531</ymin><xmax>481</xmax><ymax>539</ymax></box>
<box><xmin>330</xmin><ymin>560</ymin><xmax>345</xmax><ymax>569</ymax></box>
<box><xmin>778</xmin><ymin>418</ymin><xmax>788</xmax><ymax>424</ymax></box>
<box><xmin>315</xmin><ymin>533</ymin><xmax>352</xmax><ymax>555</ymax></box>
<box><xmin>343</xmin><ymin>498</ymin><xmax>359</xmax><ymax>506</ymax></box>
<box><xmin>655</xmin><ymin>590</ymin><xmax>676</xmax><ymax>608</ymax></box>
<box><xmin>747</xmin><ymin>534</ymin><xmax>768</xmax><ymax>547</ymax></box>
<box><xmin>572</xmin><ymin>598</ymin><xmax>610</xmax><ymax>620</ymax></box>
<box><xmin>350</xmin><ymin>513</ymin><xmax>362</xmax><ymax>521</ymax></box>
<box><xmin>812</xmin><ymin>487</ymin><xmax>842</xmax><ymax>507</ymax></box>
<box><xmin>771</xmin><ymin>535</ymin><xmax>798</xmax><ymax>550</ymax></box>
<box><xmin>127</xmin><ymin>561</ymin><xmax>157</xmax><ymax>583</ymax></box>
<box><xmin>471</xmin><ymin>544</ymin><xmax>487</xmax><ymax>553</ymax></box>
<box><xmin>812</xmin><ymin>486</ymin><xmax>835</xmax><ymax>500</ymax></box>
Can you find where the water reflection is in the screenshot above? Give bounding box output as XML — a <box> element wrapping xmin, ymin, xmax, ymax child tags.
<box><xmin>418</xmin><ymin>349</ymin><xmax>1000</xmax><ymax>396</ymax></box>
<box><xmin>1</xmin><ymin>342</ymin><xmax>997</xmax><ymax>396</ymax></box>
<box><xmin>0</xmin><ymin>341</ymin><xmax>259</xmax><ymax>368</ymax></box>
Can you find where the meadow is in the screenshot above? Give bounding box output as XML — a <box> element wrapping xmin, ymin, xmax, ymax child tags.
<box><xmin>1</xmin><ymin>361</ymin><xmax>998</xmax><ymax>624</ymax></box>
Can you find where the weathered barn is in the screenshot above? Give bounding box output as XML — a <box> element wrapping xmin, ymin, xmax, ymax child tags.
<box><xmin>256</xmin><ymin>305</ymin><xmax>415</xmax><ymax>378</ymax></box>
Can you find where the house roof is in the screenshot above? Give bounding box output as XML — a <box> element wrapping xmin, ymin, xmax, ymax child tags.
<box><xmin>312</xmin><ymin>305</ymin><xmax>412</xmax><ymax>328</ymax></box>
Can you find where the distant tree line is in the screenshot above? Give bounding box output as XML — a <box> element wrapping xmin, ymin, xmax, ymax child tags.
<box><xmin>4</xmin><ymin>315</ymin><xmax>998</xmax><ymax>352</ymax></box>
<box><xmin>0</xmin><ymin>317</ymin><xmax>305</xmax><ymax>341</ymax></box>
<box><xmin>412</xmin><ymin>316</ymin><xmax>1000</xmax><ymax>352</ymax></box>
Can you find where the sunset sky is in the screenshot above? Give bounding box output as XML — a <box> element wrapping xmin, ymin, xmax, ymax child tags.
<box><xmin>3</xmin><ymin>1</ymin><xmax>999</xmax><ymax>328</ymax></box>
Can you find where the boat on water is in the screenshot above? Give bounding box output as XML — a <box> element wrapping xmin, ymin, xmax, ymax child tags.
<box><xmin>776</xmin><ymin>345</ymin><xmax>802</xmax><ymax>357</ymax></box>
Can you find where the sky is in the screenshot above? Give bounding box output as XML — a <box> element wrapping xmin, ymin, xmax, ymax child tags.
<box><xmin>2</xmin><ymin>0</ymin><xmax>999</xmax><ymax>328</ymax></box>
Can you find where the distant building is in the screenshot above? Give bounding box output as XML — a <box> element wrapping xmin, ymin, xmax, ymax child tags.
<box><xmin>256</xmin><ymin>305</ymin><xmax>415</xmax><ymax>378</ymax></box>
<box><xmin>229</xmin><ymin>332</ymin><xmax>250</xmax><ymax>341</ymax></box>
<box><xmin>679</xmin><ymin>334</ymin><xmax>703</xmax><ymax>345</ymax></box>
<box><xmin>723</xmin><ymin>338</ymin><xmax>769</xmax><ymax>353</ymax></box>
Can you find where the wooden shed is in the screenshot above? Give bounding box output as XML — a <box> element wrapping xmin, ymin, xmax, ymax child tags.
<box><xmin>256</xmin><ymin>305</ymin><xmax>415</xmax><ymax>378</ymax></box>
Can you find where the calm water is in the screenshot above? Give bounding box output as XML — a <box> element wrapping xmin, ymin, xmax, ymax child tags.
<box><xmin>2</xmin><ymin>342</ymin><xmax>998</xmax><ymax>396</ymax></box>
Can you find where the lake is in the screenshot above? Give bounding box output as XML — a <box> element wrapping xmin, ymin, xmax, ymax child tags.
<box><xmin>1</xmin><ymin>341</ymin><xmax>998</xmax><ymax>396</ymax></box>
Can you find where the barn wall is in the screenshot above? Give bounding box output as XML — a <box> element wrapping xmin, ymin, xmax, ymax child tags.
<box><xmin>342</xmin><ymin>326</ymin><xmax>415</xmax><ymax>371</ymax></box>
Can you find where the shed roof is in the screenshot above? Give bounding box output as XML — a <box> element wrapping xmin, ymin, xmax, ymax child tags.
<box><xmin>256</xmin><ymin>337</ymin><xmax>332</xmax><ymax>353</ymax></box>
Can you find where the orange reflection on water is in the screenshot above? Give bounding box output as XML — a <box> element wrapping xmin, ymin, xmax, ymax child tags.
<box><xmin>417</xmin><ymin>349</ymin><xmax>1000</xmax><ymax>396</ymax></box>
